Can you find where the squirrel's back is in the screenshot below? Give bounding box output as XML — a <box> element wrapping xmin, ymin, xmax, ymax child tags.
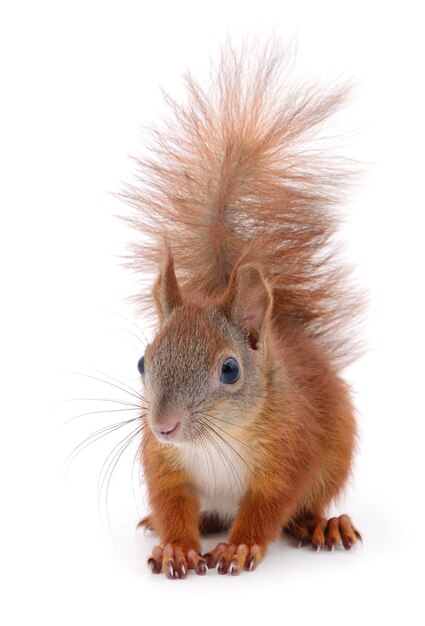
<box><xmin>122</xmin><ymin>42</ymin><xmax>362</xmax><ymax>368</ymax></box>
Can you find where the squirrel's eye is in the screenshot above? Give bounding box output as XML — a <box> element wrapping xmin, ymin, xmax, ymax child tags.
<box><xmin>220</xmin><ymin>357</ymin><xmax>240</xmax><ymax>384</ymax></box>
<box><xmin>137</xmin><ymin>355</ymin><xmax>145</xmax><ymax>376</ymax></box>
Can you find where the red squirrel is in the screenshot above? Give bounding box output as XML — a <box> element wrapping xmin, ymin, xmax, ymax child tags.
<box><xmin>122</xmin><ymin>43</ymin><xmax>362</xmax><ymax>578</ymax></box>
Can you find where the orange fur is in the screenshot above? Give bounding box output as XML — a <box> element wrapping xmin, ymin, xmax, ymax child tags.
<box><xmin>122</xmin><ymin>43</ymin><xmax>363</xmax><ymax>577</ymax></box>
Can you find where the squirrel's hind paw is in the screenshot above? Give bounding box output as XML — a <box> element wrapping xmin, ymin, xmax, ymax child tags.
<box><xmin>137</xmin><ymin>514</ymin><xmax>155</xmax><ymax>532</ymax></box>
<box><xmin>286</xmin><ymin>514</ymin><xmax>361</xmax><ymax>551</ymax></box>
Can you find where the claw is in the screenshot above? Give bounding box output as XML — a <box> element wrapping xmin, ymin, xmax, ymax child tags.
<box><xmin>202</xmin><ymin>553</ymin><xmax>213</xmax><ymax>568</ymax></box>
<box><xmin>326</xmin><ymin>536</ymin><xmax>337</xmax><ymax>552</ymax></box>
<box><xmin>342</xmin><ymin>538</ymin><xmax>352</xmax><ymax>550</ymax></box>
<box><xmin>246</xmin><ymin>556</ymin><xmax>255</xmax><ymax>571</ymax></box>
<box><xmin>204</xmin><ymin>542</ymin><xmax>264</xmax><ymax>575</ymax></box>
<box><xmin>196</xmin><ymin>559</ymin><xmax>208</xmax><ymax>575</ymax></box>
<box><xmin>149</xmin><ymin>544</ymin><xmax>208</xmax><ymax>579</ymax></box>
<box><xmin>147</xmin><ymin>557</ymin><xmax>160</xmax><ymax>574</ymax></box>
<box><xmin>217</xmin><ymin>557</ymin><xmax>227</xmax><ymax>575</ymax></box>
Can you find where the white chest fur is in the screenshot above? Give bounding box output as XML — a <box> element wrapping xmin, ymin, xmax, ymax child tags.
<box><xmin>180</xmin><ymin>437</ymin><xmax>247</xmax><ymax>520</ymax></box>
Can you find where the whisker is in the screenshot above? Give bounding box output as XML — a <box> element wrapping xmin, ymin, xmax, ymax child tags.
<box><xmin>97</xmin><ymin>309</ymin><xmax>150</xmax><ymax>348</ymax></box>
<box><xmin>129</xmin><ymin>427</ymin><xmax>153</xmax><ymax>515</ymax></box>
<box><xmin>62</xmin><ymin>406</ymin><xmax>144</xmax><ymax>426</ymax></box>
<box><xmin>97</xmin><ymin>422</ymin><xmax>147</xmax><ymax>493</ymax></box>
<box><xmin>98</xmin><ymin>423</ymin><xmax>146</xmax><ymax>530</ymax></box>
<box><xmin>90</xmin><ymin>366</ymin><xmax>148</xmax><ymax>402</ymax></box>
<box><xmin>138</xmin><ymin>427</ymin><xmax>153</xmax><ymax>461</ymax></box>
<box><xmin>67</xmin><ymin>371</ymin><xmax>144</xmax><ymax>403</ymax></box>
<box><xmin>199</xmin><ymin>423</ymin><xmax>245</xmax><ymax>498</ymax></box>
<box><xmin>200</xmin><ymin>419</ymin><xmax>256</xmax><ymax>480</ymax></box>
<box><xmin>199</xmin><ymin>425</ymin><xmax>237</xmax><ymax>498</ymax></box>
<box><xmin>192</xmin><ymin>423</ymin><xmax>217</xmax><ymax>500</ymax></box>
<box><xmin>63</xmin><ymin>417</ymin><xmax>143</xmax><ymax>472</ymax></box>
<box><xmin>193</xmin><ymin>388</ymin><xmax>221</xmax><ymax>411</ymax></box>
<box><xmin>194</xmin><ymin>410</ymin><xmax>242</xmax><ymax>430</ymax></box>
<box><xmin>61</xmin><ymin>360</ymin><xmax>151</xmax><ymax>533</ymax></box>
<box><xmin>53</xmin><ymin>397</ymin><xmax>141</xmax><ymax>409</ymax></box>
<box><xmin>98</xmin><ymin>419</ymin><xmax>149</xmax><ymax>498</ymax></box>
<box><xmin>198</xmin><ymin>412</ymin><xmax>252</xmax><ymax>450</ymax></box>
<box><xmin>106</xmin><ymin>326</ymin><xmax>147</xmax><ymax>351</ymax></box>
<box><xmin>203</xmin><ymin>429</ymin><xmax>247</xmax><ymax>499</ymax></box>
<box><xmin>130</xmin><ymin>438</ymin><xmax>145</xmax><ymax>517</ymax></box>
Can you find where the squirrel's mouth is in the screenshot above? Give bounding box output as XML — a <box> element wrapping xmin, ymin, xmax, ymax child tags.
<box><xmin>152</xmin><ymin>419</ymin><xmax>182</xmax><ymax>443</ymax></box>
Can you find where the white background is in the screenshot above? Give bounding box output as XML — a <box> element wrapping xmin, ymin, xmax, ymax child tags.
<box><xmin>1</xmin><ymin>1</ymin><xmax>424</xmax><ymax>624</ymax></box>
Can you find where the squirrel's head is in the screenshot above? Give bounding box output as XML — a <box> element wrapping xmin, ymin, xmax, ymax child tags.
<box><xmin>139</xmin><ymin>255</ymin><xmax>273</xmax><ymax>446</ymax></box>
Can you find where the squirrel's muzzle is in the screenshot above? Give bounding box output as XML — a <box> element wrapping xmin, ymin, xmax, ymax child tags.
<box><xmin>152</xmin><ymin>417</ymin><xmax>181</xmax><ymax>441</ymax></box>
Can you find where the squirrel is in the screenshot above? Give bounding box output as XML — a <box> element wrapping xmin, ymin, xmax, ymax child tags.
<box><xmin>122</xmin><ymin>43</ymin><xmax>363</xmax><ymax>578</ymax></box>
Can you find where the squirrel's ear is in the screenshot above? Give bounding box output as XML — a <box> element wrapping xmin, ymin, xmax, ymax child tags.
<box><xmin>152</xmin><ymin>254</ymin><xmax>183</xmax><ymax>322</ymax></box>
<box><xmin>221</xmin><ymin>264</ymin><xmax>272</xmax><ymax>349</ymax></box>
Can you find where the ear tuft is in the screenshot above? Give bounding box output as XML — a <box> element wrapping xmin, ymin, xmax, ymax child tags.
<box><xmin>221</xmin><ymin>264</ymin><xmax>272</xmax><ymax>349</ymax></box>
<box><xmin>152</xmin><ymin>254</ymin><xmax>183</xmax><ymax>322</ymax></box>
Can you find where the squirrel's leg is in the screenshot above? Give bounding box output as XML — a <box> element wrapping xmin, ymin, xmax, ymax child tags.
<box><xmin>148</xmin><ymin>484</ymin><xmax>207</xmax><ymax>578</ymax></box>
<box><xmin>144</xmin><ymin>466</ymin><xmax>207</xmax><ymax>578</ymax></box>
<box><xmin>146</xmin><ymin>481</ymin><xmax>208</xmax><ymax>578</ymax></box>
<box><xmin>203</xmin><ymin>489</ymin><xmax>287</xmax><ymax>575</ymax></box>
<box><xmin>143</xmin><ymin>437</ymin><xmax>209</xmax><ymax>578</ymax></box>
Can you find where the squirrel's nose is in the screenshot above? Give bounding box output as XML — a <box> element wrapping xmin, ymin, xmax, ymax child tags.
<box><xmin>153</xmin><ymin>419</ymin><xmax>180</xmax><ymax>437</ymax></box>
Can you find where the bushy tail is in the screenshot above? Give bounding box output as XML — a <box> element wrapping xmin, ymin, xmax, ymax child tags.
<box><xmin>121</xmin><ymin>42</ymin><xmax>362</xmax><ymax>368</ymax></box>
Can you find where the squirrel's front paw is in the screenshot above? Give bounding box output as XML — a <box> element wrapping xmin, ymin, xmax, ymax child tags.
<box><xmin>147</xmin><ymin>544</ymin><xmax>208</xmax><ymax>579</ymax></box>
<box><xmin>203</xmin><ymin>542</ymin><xmax>265</xmax><ymax>575</ymax></box>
